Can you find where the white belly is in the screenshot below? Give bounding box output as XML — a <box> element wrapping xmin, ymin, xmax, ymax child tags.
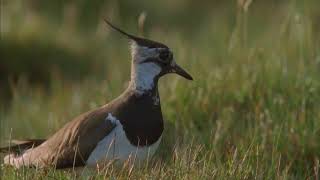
<box><xmin>86</xmin><ymin>117</ymin><xmax>162</xmax><ymax>166</ymax></box>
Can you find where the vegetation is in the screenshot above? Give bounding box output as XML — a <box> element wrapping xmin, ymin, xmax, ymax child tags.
<box><xmin>1</xmin><ymin>0</ymin><xmax>320</xmax><ymax>179</ymax></box>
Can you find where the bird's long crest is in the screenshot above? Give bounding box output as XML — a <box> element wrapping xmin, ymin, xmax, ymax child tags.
<box><xmin>104</xmin><ymin>19</ymin><xmax>168</xmax><ymax>49</ymax></box>
<box><xmin>104</xmin><ymin>19</ymin><xmax>138</xmax><ymax>40</ymax></box>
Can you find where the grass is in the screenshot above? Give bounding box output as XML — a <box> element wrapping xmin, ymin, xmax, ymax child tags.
<box><xmin>1</xmin><ymin>0</ymin><xmax>320</xmax><ymax>179</ymax></box>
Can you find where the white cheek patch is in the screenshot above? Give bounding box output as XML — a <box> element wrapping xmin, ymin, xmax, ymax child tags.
<box><xmin>130</xmin><ymin>42</ymin><xmax>169</xmax><ymax>93</ymax></box>
<box><xmin>131</xmin><ymin>63</ymin><xmax>161</xmax><ymax>93</ymax></box>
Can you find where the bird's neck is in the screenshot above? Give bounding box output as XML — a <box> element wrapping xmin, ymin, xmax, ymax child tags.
<box><xmin>129</xmin><ymin>62</ymin><xmax>161</xmax><ymax>95</ymax></box>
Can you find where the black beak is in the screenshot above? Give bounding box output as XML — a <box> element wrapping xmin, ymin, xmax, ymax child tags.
<box><xmin>171</xmin><ymin>63</ymin><xmax>193</xmax><ymax>80</ymax></box>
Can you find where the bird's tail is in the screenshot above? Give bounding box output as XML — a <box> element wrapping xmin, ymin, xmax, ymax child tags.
<box><xmin>0</xmin><ymin>139</ymin><xmax>46</xmax><ymax>154</ymax></box>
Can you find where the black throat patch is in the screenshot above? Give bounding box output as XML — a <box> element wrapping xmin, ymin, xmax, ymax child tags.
<box><xmin>109</xmin><ymin>87</ymin><xmax>163</xmax><ymax>147</ymax></box>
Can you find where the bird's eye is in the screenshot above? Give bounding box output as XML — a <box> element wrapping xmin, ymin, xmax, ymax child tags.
<box><xmin>159</xmin><ymin>51</ymin><xmax>170</xmax><ymax>62</ymax></box>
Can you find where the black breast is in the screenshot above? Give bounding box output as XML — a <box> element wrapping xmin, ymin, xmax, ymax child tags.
<box><xmin>111</xmin><ymin>89</ymin><xmax>164</xmax><ymax>147</ymax></box>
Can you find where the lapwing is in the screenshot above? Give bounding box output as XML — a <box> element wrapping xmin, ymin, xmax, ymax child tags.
<box><xmin>0</xmin><ymin>20</ymin><xmax>193</xmax><ymax>169</ymax></box>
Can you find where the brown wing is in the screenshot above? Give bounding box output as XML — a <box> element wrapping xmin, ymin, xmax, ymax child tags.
<box><xmin>2</xmin><ymin>105</ymin><xmax>116</xmax><ymax>169</ymax></box>
<box><xmin>43</xmin><ymin>106</ymin><xmax>116</xmax><ymax>168</ymax></box>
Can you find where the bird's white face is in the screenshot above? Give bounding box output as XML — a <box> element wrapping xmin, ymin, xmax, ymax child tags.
<box><xmin>129</xmin><ymin>41</ymin><xmax>192</xmax><ymax>93</ymax></box>
<box><xmin>130</xmin><ymin>41</ymin><xmax>193</xmax><ymax>77</ymax></box>
<box><xmin>131</xmin><ymin>42</ymin><xmax>166</xmax><ymax>64</ymax></box>
<box><xmin>130</xmin><ymin>42</ymin><xmax>163</xmax><ymax>92</ymax></box>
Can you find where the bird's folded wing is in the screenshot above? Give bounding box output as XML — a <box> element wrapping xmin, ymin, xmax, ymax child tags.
<box><xmin>42</xmin><ymin>107</ymin><xmax>117</xmax><ymax>168</ymax></box>
<box><xmin>1</xmin><ymin>106</ymin><xmax>117</xmax><ymax>169</ymax></box>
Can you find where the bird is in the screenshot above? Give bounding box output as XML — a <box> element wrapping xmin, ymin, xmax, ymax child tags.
<box><xmin>0</xmin><ymin>19</ymin><xmax>193</xmax><ymax>169</ymax></box>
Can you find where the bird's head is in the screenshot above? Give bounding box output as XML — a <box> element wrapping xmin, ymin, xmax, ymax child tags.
<box><xmin>105</xmin><ymin>20</ymin><xmax>193</xmax><ymax>92</ymax></box>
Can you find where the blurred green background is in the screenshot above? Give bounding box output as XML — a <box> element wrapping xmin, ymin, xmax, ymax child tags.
<box><xmin>1</xmin><ymin>0</ymin><xmax>320</xmax><ymax>178</ymax></box>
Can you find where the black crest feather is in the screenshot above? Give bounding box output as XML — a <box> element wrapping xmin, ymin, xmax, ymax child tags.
<box><xmin>104</xmin><ymin>19</ymin><xmax>168</xmax><ymax>49</ymax></box>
